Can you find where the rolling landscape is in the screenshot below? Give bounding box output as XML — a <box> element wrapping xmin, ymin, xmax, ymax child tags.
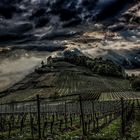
<box><xmin>0</xmin><ymin>0</ymin><xmax>140</xmax><ymax>139</ymax></box>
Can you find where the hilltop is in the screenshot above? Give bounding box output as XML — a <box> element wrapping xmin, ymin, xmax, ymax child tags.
<box><xmin>0</xmin><ymin>55</ymin><xmax>135</xmax><ymax>103</ymax></box>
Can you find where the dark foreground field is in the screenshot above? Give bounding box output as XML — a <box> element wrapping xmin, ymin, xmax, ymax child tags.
<box><xmin>1</xmin><ymin>97</ymin><xmax>140</xmax><ymax>140</ymax></box>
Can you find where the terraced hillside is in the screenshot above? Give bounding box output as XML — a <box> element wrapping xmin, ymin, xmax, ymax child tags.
<box><xmin>0</xmin><ymin>61</ymin><xmax>137</xmax><ymax>103</ymax></box>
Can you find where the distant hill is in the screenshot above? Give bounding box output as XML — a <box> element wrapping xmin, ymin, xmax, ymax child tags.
<box><xmin>0</xmin><ymin>60</ymin><xmax>133</xmax><ymax>103</ymax></box>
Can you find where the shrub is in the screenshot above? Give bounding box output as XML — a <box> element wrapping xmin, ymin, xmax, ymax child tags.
<box><xmin>131</xmin><ymin>78</ymin><xmax>140</xmax><ymax>91</ymax></box>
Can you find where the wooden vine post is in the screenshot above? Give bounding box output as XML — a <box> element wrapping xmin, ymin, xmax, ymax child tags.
<box><xmin>64</xmin><ymin>101</ymin><xmax>68</xmax><ymax>129</ymax></box>
<box><xmin>37</xmin><ymin>95</ymin><xmax>41</xmax><ymax>139</ymax></box>
<box><xmin>92</xmin><ymin>101</ymin><xmax>95</xmax><ymax>130</ymax></box>
<box><xmin>121</xmin><ymin>98</ymin><xmax>125</xmax><ymax>136</ymax></box>
<box><xmin>79</xmin><ymin>95</ymin><xmax>86</xmax><ymax>135</ymax></box>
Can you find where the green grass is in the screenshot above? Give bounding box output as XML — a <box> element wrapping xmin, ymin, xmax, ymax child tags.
<box><xmin>130</xmin><ymin>111</ymin><xmax>140</xmax><ymax>139</ymax></box>
<box><xmin>87</xmin><ymin>118</ymin><xmax>121</xmax><ymax>140</ymax></box>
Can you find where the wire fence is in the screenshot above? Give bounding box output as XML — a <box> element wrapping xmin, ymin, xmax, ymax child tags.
<box><xmin>0</xmin><ymin>94</ymin><xmax>139</xmax><ymax>139</ymax></box>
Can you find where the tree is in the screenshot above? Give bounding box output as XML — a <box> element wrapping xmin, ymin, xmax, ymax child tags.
<box><xmin>41</xmin><ymin>61</ymin><xmax>45</xmax><ymax>68</ymax></box>
<box><xmin>131</xmin><ymin>78</ymin><xmax>140</xmax><ymax>91</ymax></box>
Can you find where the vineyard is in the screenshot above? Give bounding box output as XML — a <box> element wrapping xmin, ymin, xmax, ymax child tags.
<box><xmin>1</xmin><ymin>61</ymin><xmax>132</xmax><ymax>102</ymax></box>
<box><xmin>54</xmin><ymin>71</ymin><xmax>132</xmax><ymax>100</ymax></box>
<box><xmin>0</xmin><ymin>93</ymin><xmax>140</xmax><ymax>140</ymax></box>
<box><xmin>0</xmin><ymin>61</ymin><xmax>140</xmax><ymax>139</ymax></box>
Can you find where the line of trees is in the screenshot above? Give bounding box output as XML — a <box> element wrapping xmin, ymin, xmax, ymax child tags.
<box><xmin>64</xmin><ymin>55</ymin><xmax>125</xmax><ymax>77</ymax></box>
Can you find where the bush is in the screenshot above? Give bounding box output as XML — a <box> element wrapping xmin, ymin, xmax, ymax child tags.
<box><xmin>131</xmin><ymin>78</ymin><xmax>140</xmax><ymax>91</ymax></box>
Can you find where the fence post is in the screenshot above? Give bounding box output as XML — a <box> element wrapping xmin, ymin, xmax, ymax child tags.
<box><xmin>79</xmin><ymin>95</ymin><xmax>86</xmax><ymax>135</ymax></box>
<box><xmin>37</xmin><ymin>95</ymin><xmax>41</xmax><ymax>139</ymax></box>
<box><xmin>121</xmin><ymin>98</ymin><xmax>125</xmax><ymax>136</ymax></box>
<box><xmin>64</xmin><ymin>101</ymin><xmax>67</xmax><ymax>129</ymax></box>
<box><xmin>92</xmin><ymin>101</ymin><xmax>95</xmax><ymax>129</ymax></box>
